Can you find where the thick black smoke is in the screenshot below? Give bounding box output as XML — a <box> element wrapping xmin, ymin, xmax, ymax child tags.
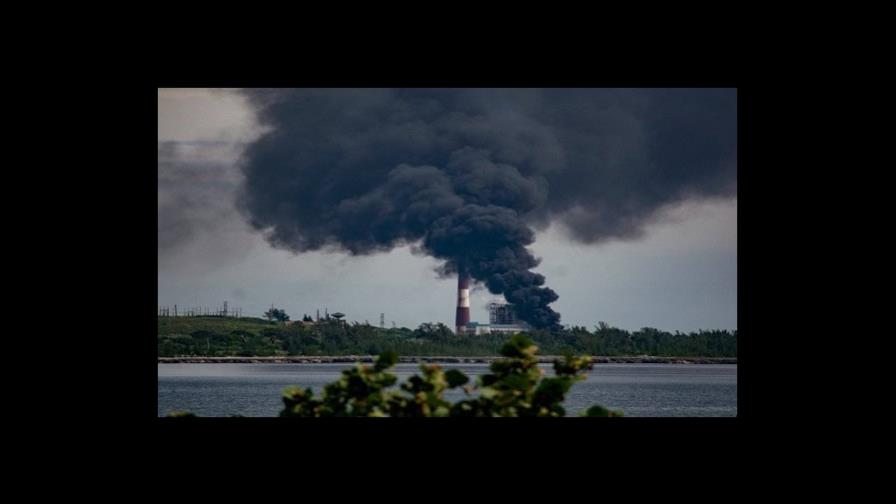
<box><xmin>236</xmin><ymin>89</ymin><xmax>736</xmax><ymax>330</ymax></box>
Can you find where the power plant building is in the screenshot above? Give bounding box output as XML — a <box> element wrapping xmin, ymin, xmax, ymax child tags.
<box><xmin>488</xmin><ymin>303</ymin><xmax>518</xmax><ymax>325</ymax></box>
<box><xmin>465</xmin><ymin>319</ymin><xmax>529</xmax><ymax>335</ymax></box>
<box><xmin>455</xmin><ymin>284</ymin><xmax>528</xmax><ymax>335</ymax></box>
<box><xmin>455</xmin><ymin>269</ymin><xmax>528</xmax><ymax>335</ymax></box>
<box><xmin>472</xmin><ymin>302</ymin><xmax>530</xmax><ymax>334</ymax></box>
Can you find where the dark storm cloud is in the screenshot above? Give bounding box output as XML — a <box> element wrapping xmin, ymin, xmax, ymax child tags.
<box><xmin>236</xmin><ymin>89</ymin><xmax>736</xmax><ymax>329</ymax></box>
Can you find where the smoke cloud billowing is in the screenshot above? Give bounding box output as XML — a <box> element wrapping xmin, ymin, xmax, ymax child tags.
<box><xmin>236</xmin><ymin>89</ymin><xmax>736</xmax><ymax>330</ymax></box>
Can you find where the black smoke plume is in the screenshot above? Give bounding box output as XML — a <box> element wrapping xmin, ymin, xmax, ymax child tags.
<box><xmin>236</xmin><ymin>89</ymin><xmax>736</xmax><ymax>330</ymax></box>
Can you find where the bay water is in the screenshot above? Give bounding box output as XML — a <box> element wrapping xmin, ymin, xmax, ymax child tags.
<box><xmin>158</xmin><ymin>362</ymin><xmax>737</xmax><ymax>417</ymax></box>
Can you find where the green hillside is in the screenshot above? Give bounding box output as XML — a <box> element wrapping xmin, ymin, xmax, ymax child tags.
<box><xmin>158</xmin><ymin>316</ymin><xmax>277</xmax><ymax>336</ymax></box>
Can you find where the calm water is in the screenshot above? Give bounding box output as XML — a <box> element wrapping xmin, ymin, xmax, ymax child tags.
<box><xmin>158</xmin><ymin>363</ymin><xmax>737</xmax><ymax>417</ymax></box>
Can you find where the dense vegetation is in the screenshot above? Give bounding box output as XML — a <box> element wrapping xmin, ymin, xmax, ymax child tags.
<box><xmin>169</xmin><ymin>335</ymin><xmax>623</xmax><ymax>417</ymax></box>
<box><xmin>264</xmin><ymin>307</ymin><xmax>290</xmax><ymax>322</ymax></box>
<box><xmin>158</xmin><ymin>317</ymin><xmax>736</xmax><ymax>357</ymax></box>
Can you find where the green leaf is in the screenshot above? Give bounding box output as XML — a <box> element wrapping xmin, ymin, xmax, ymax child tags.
<box><xmin>533</xmin><ymin>378</ymin><xmax>570</xmax><ymax>406</ymax></box>
<box><xmin>374</xmin><ymin>351</ymin><xmax>398</xmax><ymax>371</ymax></box>
<box><xmin>500</xmin><ymin>335</ymin><xmax>536</xmax><ymax>358</ymax></box>
<box><xmin>501</xmin><ymin>373</ymin><xmax>531</xmax><ymax>391</ymax></box>
<box><xmin>166</xmin><ymin>411</ymin><xmax>196</xmax><ymax>417</ymax></box>
<box><xmin>479</xmin><ymin>387</ymin><xmax>498</xmax><ymax>399</ymax></box>
<box><xmin>582</xmin><ymin>404</ymin><xmax>622</xmax><ymax>417</ymax></box>
<box><xmin>445</xmin><ymin>369</ymin><xmax>469</xmax><ymax>388</ymax></box>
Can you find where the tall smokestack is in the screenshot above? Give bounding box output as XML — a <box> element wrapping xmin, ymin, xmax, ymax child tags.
<box><xmin>455</xmin><ymin>270</ymin><xmax>471</xmax><ymax>335</ymax></box>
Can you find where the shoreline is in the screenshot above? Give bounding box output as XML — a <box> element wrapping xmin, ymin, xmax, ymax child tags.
<box><xmin>158</xmin><ymin>355</ymin><xmax>736</xmax><ymax>365</ymax></box>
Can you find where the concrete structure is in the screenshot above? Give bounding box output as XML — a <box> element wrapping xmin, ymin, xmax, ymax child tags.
<box><xmin>481</xmin><ymin>323</ymin><xmax>529</xmax><ymax>334</ymax></box>
<box><xmin>456</xmin><ymin>279</ymin><xmax>528</xmax><ymax>335</ymax></box>
<box><xmin>455</xmin><ymin>272</ymin><xmax>471</xmax><ymax>334</ymax></box>
<box><xmin>465</xmin><ymin>322</ymin><xmax>529</xmax><ymax>335</ymax></box>
<box><xmin>465</xmin><ymin>304</ymin><xmax>529</xmax><ymax>335</ymax></box>
<box><xmin>465</xmin><ymin>321</ymin><xmax>489</xmax><ymax>335</ymax></box>
<box><xmin>488</xmin><ymin>303</ymin><xmax>519</xmax><ymax>325</ymax></box>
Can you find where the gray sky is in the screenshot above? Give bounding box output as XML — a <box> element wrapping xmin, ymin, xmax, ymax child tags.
<box><xmin>158</xmin><ymin>88</ymin><xmax>737</xmax><ymax>332</ymax></box>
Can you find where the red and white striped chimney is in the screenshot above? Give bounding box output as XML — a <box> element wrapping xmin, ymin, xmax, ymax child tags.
<box><xmin>455</xmin><ymin>271</ymin><xmax>471</xmax><ymax>335</ymax></box>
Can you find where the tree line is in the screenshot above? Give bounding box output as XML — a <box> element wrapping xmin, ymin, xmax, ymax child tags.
<box><xmin>158</xmin><ymin>318</ymin><xmax>736</xmax><ymax>358</ymax></box>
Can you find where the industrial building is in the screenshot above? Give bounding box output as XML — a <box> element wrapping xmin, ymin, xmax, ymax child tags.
<box><xmin>464</xmin><ymin>319</ymin><xmax>529</xmax><ymax>335</ymax></box>
<box><xmin>454</xmin><ymin>271</ymin><xmax>528</xmax><ymax>335</ymax></box>
<box><xmin>467</xmin><ymin>302</ymin><xmax>530</xmax><ymax>334</ymax></box>
<box><xmin>460</xmin><ymin>304</ymin><xmax>529</xmax><ymax>335</ymax></box>
<box><xmin>488</xmin><ymin>303</ymin><xmax>519</xmax><ymax>325</ymax></box>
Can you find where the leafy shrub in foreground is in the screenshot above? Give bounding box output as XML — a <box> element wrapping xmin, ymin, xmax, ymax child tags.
<box><xmin>279</xmin><ymin>335</ymin><xmax>622</xmax><ymax>417</ymax></box>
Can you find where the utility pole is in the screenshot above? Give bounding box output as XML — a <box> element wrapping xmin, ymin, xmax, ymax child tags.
<box><xmin>380</xmin><ymin>313</ymin><xmax>385</xmax><ymax>328</ymax></box>
<box><xmin>174</xmin><ymin>304</ymin><xmax>177</xmax><ymax>317</ymax></box>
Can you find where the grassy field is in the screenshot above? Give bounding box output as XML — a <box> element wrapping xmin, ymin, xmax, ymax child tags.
<box><xmin>157</xmin><ymin>316</ymin><xmax>278</xmax><ymax>336</ymax></box>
